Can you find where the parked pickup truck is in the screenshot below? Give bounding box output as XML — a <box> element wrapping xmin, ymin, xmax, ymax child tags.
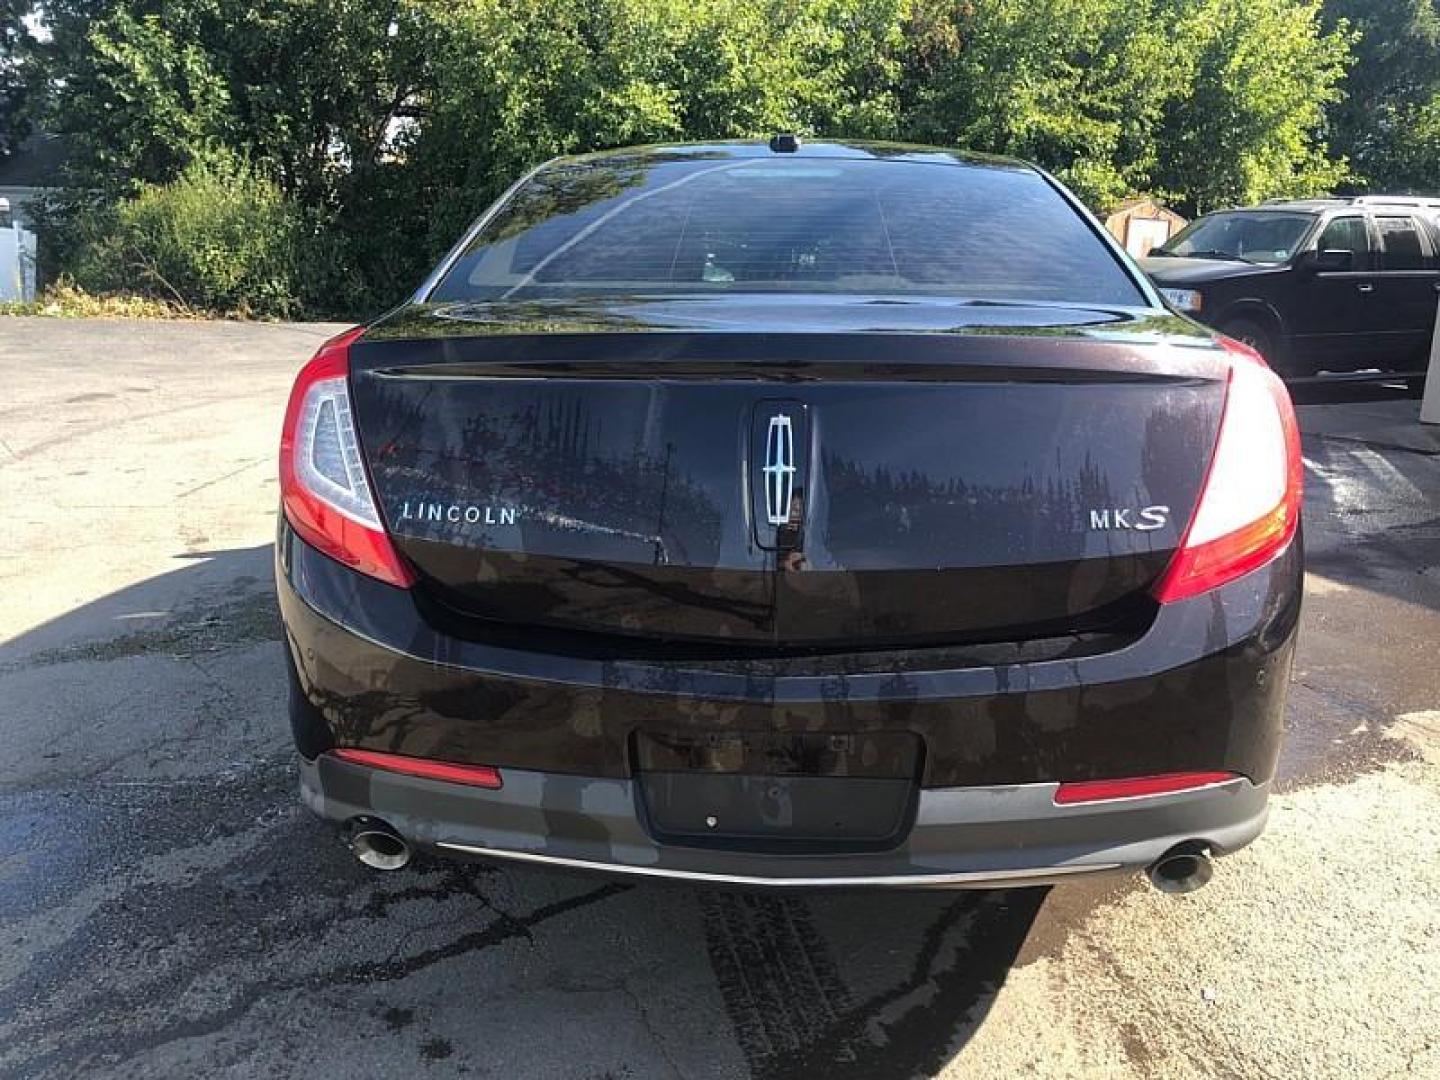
<box><xmin>1143</xmin><ymin>196</ymin><xmax>1440</xmax><ymax>377</ymax></box>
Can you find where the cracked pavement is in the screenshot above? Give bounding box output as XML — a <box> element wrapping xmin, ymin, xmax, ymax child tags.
<box><xmin>0</xmin><ymin>318</ymin><xmax>1437</xmax><ymax>1078</ymax></box>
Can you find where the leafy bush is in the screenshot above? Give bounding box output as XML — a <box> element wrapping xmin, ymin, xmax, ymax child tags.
<box><xmin>59</xmin><ymin>161</ymin><xmax>334</xmax><ymax>318</ymax></box>
<box><xmin>0</xmin><ymin>278</ymin><xmax>195</xmax><ymax>319</ymax></box>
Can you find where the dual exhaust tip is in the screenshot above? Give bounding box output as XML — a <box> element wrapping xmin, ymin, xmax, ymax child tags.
<box><xmin>345</xmin><ymin>817</ymin><xmax>1215</xmax><ymax>894</ymax></box>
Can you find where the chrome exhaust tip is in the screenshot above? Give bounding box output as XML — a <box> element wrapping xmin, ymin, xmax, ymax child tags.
<box><xmin>347</xmin><ymin>817</ymin><xmax>411</xmax><ymax>871</ymax></box>
<box><xmin>1147</xmin><ymin>844</ymin><xmax>1214</xmax><ymax>895</ymax></box>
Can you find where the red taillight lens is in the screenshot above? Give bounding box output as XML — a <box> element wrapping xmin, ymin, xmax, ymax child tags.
<box><xmin>279</xmin><ymin>327</ymin><xmax>415</xmax><ymax>588</ymax></box>
<box><xmin>1151</xmin><ymin>337</ymin><xmax>1302</xmax><ymax>604</ymax></box>
<box><xmin>1054</xmin><ymin>771</ymin><xmax>1238</xmax><ymax>805</ymax></box>
<box><xmin>331</xmin><ymin>749</ymin><xmax>503</xmax><ymax>789</ymax></box>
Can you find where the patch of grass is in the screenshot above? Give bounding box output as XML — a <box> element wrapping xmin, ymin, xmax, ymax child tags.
<box><xmin>0</xmin><ymin>280</ymin><xmax>202</xmax><ymax>319</ymax></box>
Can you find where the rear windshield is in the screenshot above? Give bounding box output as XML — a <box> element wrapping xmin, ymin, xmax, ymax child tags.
<box><xmin>429</xmin><ymin>156</ymin><xmax>1146</xmax><ymax>306</ymax></box>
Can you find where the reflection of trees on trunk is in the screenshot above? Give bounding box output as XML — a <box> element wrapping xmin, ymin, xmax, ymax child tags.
<box><xmin>369</xmin><ymin>385</ymin><xmax>724</xmax><ymax>568</ymax></box>
<box><xmin>820</xmin><ymin>450</ymin><xmax>1113</xmax><ymax>553</ymax></box>
<box><xmin>516</xmin><ymin>392</ymin><xmax>722</xmax><ymax>565</ymax></box>
<box><xmin>399</xmin><ymin>548</ymin><xmax>774</xmax><ymax>640</ymax></box>
<box><xmin>1141</xmin><ymin>396</ymin><xmax>1219</xmax><ymax>511</ymax></box>
<box><xmin>553</xmin><ymin>556</ymin><xmax>772</xmax><ymax>632</ymax></box>
<box><xmin>357</xmin><ymin>377</ymin><xmax>755</xmax><ymax>639</ymax></box>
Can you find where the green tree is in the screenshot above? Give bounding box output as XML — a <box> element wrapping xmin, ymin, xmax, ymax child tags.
<box><xmin>19</xmin><ymin>0</ymin><xmax>1361</xmax><ymax>314</ymax></box>
<box><xmin>1152</xmin><ymin>0</ymin><xmax>1351</xmax><ymax>212</ymax></box>
<box><xmin>37</xmin><ymin>0</ymin><xmax>420</xmax><ymax>201</ymax></box>
<box><xmin>343</xmin><ymin>0</ymin><xmax>911</xmax><ymax>303</ymax></box>
<box><xmin>1323</xmin><ymin>0</ymin><xmax>1440</xmax><ymax>191</ymax></box>
<box><xmin>900</xmin><ymin>0</ymin><xmax>1351</xmax><ymax>213</ymax></box>
<box><xmin>1387</xmin><ymin>94</ymin><xmax>1440</xmax><ymax>187</ymax></box>
<box><xmin>899</xmin><ymin>0</ymin><xmax>1178</xmax><ymax>208</ymax></box>
<box><xmin>1</xmin><ymin>0</ymin><xmax>37</xmax><ymax>155</ymax></box>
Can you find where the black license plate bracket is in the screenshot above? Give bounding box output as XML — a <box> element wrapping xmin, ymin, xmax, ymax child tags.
<box><xmin>633</xmin><ymin>730</ymin><xmax>921</xmax><ymax>853</ymax></box>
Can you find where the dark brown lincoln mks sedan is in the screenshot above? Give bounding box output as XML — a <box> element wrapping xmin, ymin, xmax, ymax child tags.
<box><xmin>275</xmin><ymin>138</ymin><xmax>1302</xmax><ymax>894</ymax></box>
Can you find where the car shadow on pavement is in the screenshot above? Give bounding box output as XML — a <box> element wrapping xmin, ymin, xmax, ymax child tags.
<box><xmin>689</xmin><ymin>883</ymin><xmax>1048</xmax><ymax>1079</ymax></box>
<box><xmin>0</xmin><ymin>544</ymin><xmax>1050</xmax><ymax>1079</ymax></box>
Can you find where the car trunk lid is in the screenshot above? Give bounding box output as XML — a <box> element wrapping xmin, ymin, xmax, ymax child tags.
<box><xmin>347</xmin><ymin>301</ymin><xmax>1225</xmax><ymax>649</ymax></box>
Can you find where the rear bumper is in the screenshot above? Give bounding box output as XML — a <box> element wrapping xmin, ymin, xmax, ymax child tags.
<box><xmin>278</xmin><ymin>519</ymin><xmax>1298</xmax><ymax>884</ymax></box>
<box><xmin>300</xmin><ymin>753</ymin><xmax>1268</xmax><ymax>887</ymax></box>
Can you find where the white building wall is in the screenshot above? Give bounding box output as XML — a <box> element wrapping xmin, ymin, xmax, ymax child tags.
<box><xmin>0</xmin><ymin>224</ymin><xmax>38</xmax><ymax>302</ymax></box>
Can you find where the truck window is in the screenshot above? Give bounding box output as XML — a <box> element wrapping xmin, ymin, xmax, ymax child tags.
<box><xmin>1316</xmin><ymin>217</ymin><xmax>1370</xmax><ymax>261</ymax></box>
<box><xmin>1376</xmin><ymin>216</ymin><xmax>1428</xmax><ymax>270</ymax></box>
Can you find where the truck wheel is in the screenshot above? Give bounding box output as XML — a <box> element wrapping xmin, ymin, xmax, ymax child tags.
<box><xmin>1218</xmin><ymin>318</ymin><xmax>1289</xmax><ymax>374</ymax></box>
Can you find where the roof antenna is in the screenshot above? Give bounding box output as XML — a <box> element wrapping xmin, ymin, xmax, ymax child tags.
<box><xmin>768</xmin><ymin>132</ymin><xmax>801</xmax><ymax>153</ymax></box>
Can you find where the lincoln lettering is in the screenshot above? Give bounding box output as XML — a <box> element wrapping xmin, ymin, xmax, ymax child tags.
<box><xmin>399</xmin><ymin>501</ymin><xmax>518</xmax><ymax>526</ymax></box>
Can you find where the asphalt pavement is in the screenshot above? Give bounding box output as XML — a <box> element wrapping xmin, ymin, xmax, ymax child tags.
<box><xmin>0</xmin><ymin>318</ymin><xmax>1436</xmax><ymax>1079</ymax></box>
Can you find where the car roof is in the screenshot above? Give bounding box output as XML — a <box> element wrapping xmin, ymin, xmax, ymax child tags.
<box><xmin>1226</xmin><ymin>196</ymin><xmax>1440</xmax><ymax>215</ymax></box>
<box><xmin>1217</xmin><ymin>201</ymin><xmax>1332</xmax><ymax>215</ymax></box>
<box><xmin>553</xmin><ymin>139</ymin><xmax>1037</xmax><ymax>173</ymax></box>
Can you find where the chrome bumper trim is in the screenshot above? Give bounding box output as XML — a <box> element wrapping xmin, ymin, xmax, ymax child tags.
<box><xmin>435</xmin><ymin>841</ymin><xmax>1121</xmax><ymax>888</ymax></box>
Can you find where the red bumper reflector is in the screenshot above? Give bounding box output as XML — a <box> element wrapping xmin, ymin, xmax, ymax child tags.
<box><xmin>331</xmin><ymin>749</ymin><xmax>503</xmax><ymax>789</ymax></box>
<box><xmin>1053</xmin><ymin>771</ymin><xmax>1237</xmax><ymax>805</ymax></box>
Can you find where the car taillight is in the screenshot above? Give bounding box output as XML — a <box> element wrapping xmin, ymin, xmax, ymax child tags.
<box><xmin>279</xmin><ymin>326</ymin><xmax>415</xmax><ymax>588</ymax></box>
<box><xmin>331</xmin><ymin>748</ymin><xmax>503</xmax><ymax>789</ymax></box>
<box><xmin>1054</xmin><ymin>771</ymin><xmax>1238</xmax><ymax>805</ymax></box>
<box><xmin>1151</xmin><ymin>337</ymin><xmax>1302</xmax><ymax>604</ymax></box>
